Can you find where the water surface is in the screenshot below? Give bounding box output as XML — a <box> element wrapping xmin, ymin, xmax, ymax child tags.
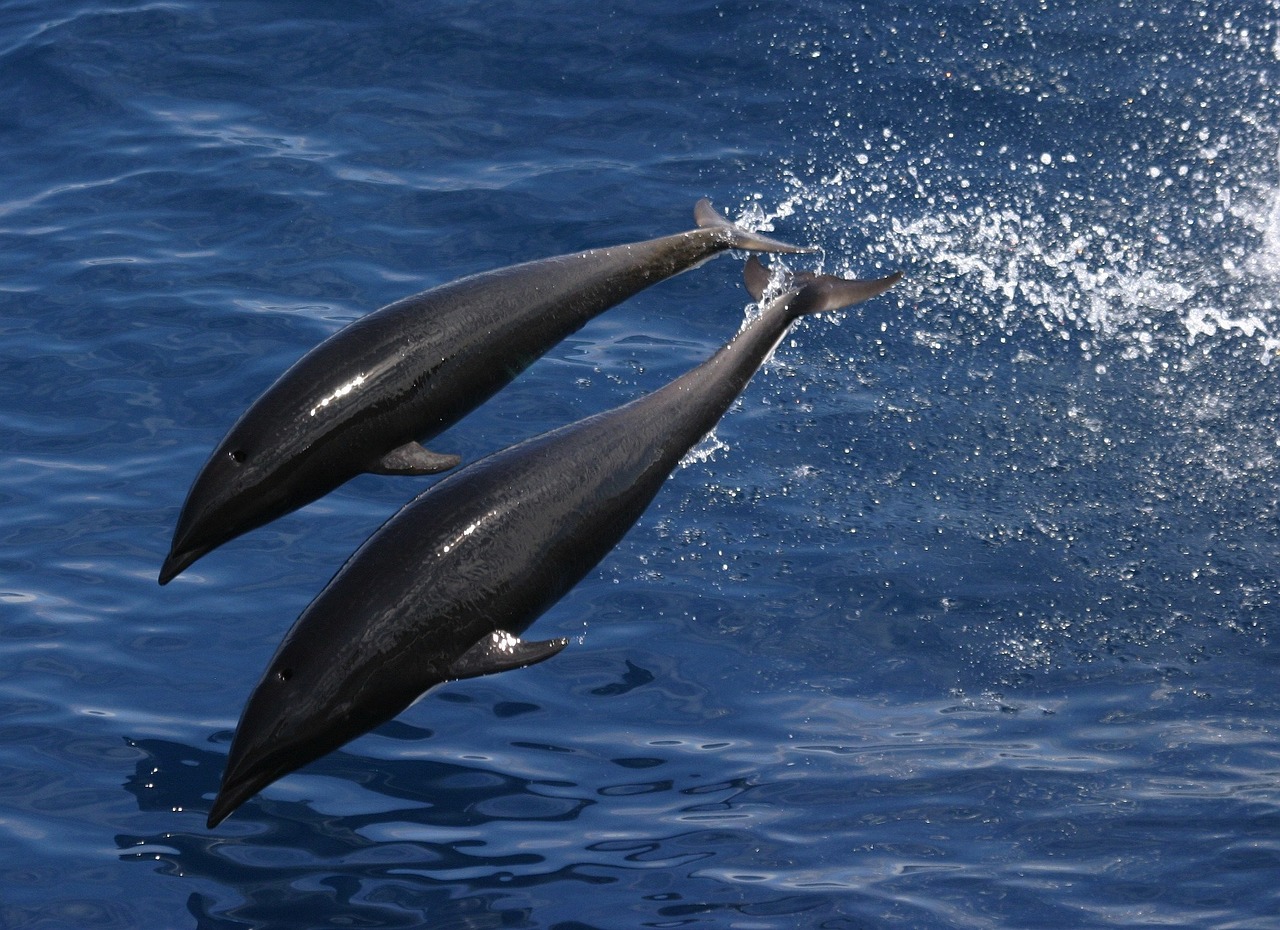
<box><xmin>2</xmin><ymin>1</ymin><xmax>1279</xmax><ymax>927</ymax></box>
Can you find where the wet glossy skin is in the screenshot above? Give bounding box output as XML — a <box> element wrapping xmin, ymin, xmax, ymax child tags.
<box><xmin>160</xmin><ymin>201</ymin><xmax>812</xmax><ymax>584</ymax></box>
<box><xmin>207</xmin><ymin>260</ymin><xmax>902</xmax><ymax>827</ymax></box>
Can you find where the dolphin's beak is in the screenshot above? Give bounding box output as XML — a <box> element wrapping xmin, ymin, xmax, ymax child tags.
<box><xmin>157</xmin><ymin>543</ymin><xmax>207</xmax><ymax>585</ymax></box>
<box><xmin>207</xmin><ymin>768</ymin><xmax>262</xmax><ymax>828</ymax></box>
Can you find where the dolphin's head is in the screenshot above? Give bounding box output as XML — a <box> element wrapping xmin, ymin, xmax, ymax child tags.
<box><xmin>205</xmin><ymin>624</ymin><xmax>390</xmax><ymax>828</ymax></box>
<box><xmin>158</xmin><ymin>426</ymin><xmax>295</xmax><ymax>584</ymax></box>
<box><xmin>206</xmin><ymin>675</ymin><xmax>332</xmax><ymax>829</ymax></box>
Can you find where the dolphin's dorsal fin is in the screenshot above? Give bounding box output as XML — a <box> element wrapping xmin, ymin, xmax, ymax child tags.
<box><xmin>448</xmin><ymin>630</ymin><xmax>569</xmax><ymax>680</ymax></box>
<box><xmin>370</xmin><ymin>443</ymin><xmax>461</xmax><ymax>476</ymax></box>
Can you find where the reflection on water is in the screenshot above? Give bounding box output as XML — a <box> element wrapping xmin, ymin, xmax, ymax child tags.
<box><xmin>117</xmin><ymin>670</ymin><xmax>1280</xmax><ymax>928</ymax></box>
<box><xmin>118</xmin><ymin>727</ymin><xmax>781</xmax><ymax>927</ymax></box>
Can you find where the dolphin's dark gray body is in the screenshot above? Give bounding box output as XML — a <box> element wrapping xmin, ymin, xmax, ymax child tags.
<box><xmin>206</xmin><ymin>257</ymin><xmax>902</xmax><ymax>827</ymax></box>
<box><xmin>160</xmin><ymin>201</ymin><xmax>814</xmax><ymax>584</ymax></box>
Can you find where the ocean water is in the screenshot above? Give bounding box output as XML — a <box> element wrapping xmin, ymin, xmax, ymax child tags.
<box><xmin>2</xmin><ymin>0</ymin><xmax>1279</xmax><ymax>927</ymax></box>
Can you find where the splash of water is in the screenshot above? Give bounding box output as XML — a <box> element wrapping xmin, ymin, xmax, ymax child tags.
<box><xmin>732</xmin><ymin>12</ymin><xmax>1280</xmax><ymax>679</ymax></box>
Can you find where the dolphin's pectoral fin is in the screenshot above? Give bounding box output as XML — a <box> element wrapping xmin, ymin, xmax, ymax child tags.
<box><xmin>447</xmin><ymin>630</ymin><xmax>570</xmax><ymax>681</ymax></box>
<box><xmin>370</xmin><ymin>443</ymin><xmax>461</xmax><ymax>476</ymax></box>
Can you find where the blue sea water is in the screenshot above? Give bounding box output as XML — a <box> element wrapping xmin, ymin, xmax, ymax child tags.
<box><xmin>3</xmin><ymin>0</ymin><xmax>1280</xmax><ymax>926</ymax></box>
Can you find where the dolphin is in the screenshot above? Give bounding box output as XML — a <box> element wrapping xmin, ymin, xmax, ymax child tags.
<box><xmin>159</xmin><ymin>201</ymin><xmax>814</xmax><ymax>584</ymax></box>
<box><xmin>205</xmin><ymin>255</ymin><xmax>902</xmax><ymax>827</ymax></box>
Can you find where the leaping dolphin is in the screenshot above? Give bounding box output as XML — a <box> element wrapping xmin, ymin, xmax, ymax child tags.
<box><xmin>206</xmin><ymin>255</ymin><xmax>902</xmax><ymax>827</ymax></box>
<box><xmin>159</xmin><ymin>201</ymin><xmax>814</xmax><ymax>584</ymax></box>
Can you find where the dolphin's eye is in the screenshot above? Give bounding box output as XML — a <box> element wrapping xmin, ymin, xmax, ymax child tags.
<box><xmin>229</xmin><ymin>450</ymin><xmax>247</xmax><ymax>464</ymax></box>
<box><xmin>276</xmin><ymin>667</ymin><xmax>293</xmax><ymax>683</ymax></box>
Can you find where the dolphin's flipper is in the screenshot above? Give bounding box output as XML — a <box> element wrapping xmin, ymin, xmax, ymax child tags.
<box><xmin>371</xmin><ymin>443</ymin><xmax>462</xmax><ymax>476</ymax></box>
<box><xmin>447</xmin><ymin>631</ymin><xmax>570</xmax><ymax>681</ymax></box>
<box><xmin>694</xmin><ymin>199</ymin><xmax>819</xmax><ymax>255</ymax></box>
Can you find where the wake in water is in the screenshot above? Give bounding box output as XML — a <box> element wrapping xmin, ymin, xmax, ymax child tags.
<box><xmin>728</xmin><ymin>9</ymin><xmax>1280</xmax><ymax>683</ymax></box>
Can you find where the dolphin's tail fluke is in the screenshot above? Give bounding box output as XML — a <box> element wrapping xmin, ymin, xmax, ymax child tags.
<box><xmin>694</xmin><ymin>199</ymin><xmax>819</xmax><ymax>254</ymax></box>
<box><xmin>743</xmin><ymin>255</ymin><xmax>903</xmax><ymax>316</ymax></box>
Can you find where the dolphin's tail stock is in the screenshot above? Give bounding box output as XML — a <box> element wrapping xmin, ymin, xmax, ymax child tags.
<box><xmin>743</xmin><ymin>254</ymin><xmax>903</xmax><ymax>318</ymax></box>
<box><xmin>694</xmin><ymin>199</ymin><xmax>820</xmax><ymax>255</ymax></box>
